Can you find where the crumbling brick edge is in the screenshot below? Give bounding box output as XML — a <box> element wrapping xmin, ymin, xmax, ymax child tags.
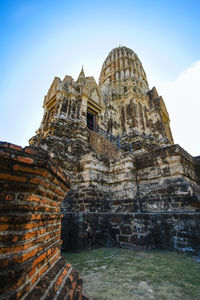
<box><xmin>0</xmin><ymin>142</ymin><xmax>87</xmax><ymax>300</ymax></box>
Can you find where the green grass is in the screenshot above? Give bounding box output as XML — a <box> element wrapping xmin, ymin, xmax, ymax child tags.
<box><xmin>63</xmin><ymin>248</ymin><xmax>200</xmax><ymax>300</ymax></box>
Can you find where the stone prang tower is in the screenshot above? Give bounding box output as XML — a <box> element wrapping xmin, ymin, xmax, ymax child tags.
<box><xmin>30</xmin><ymin>46</ymin><xmax>200</xmax><ymax>253</ymax></box>
<box><xmin>99</xmin><ymin>47</ymin><xmax>173</xmax><ymax>144</ymax></box>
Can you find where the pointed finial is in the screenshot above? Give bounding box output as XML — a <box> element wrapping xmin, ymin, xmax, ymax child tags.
<box><xmin>79</xmin><ymin>65</ymin><xmax>85</xmax><ymax>77</ymax></box>
<box><xmin>77</xmin><ymin>65</ymin><xmax>85</xmax><ymax>82</ymax></box>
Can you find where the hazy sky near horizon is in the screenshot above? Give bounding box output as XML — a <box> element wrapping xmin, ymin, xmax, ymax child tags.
<box><xmin>1</xmin><ymin>0</ymin><xmax>200</xmax><ymax>155</ymax></box>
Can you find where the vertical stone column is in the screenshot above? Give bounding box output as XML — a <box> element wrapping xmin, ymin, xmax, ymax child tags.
<box><xmin>0</xmin><ymin>142</ymin><xmax>84</xmax><ymax>300</ymax></box>
<box><xmin>56</xmin><ymin>92</ymin><xmax>64</xmax><ymax>119</ymax></box>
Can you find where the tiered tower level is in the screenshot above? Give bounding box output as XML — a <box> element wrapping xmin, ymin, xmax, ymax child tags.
<box><xmin>33</xmin><ymin>46</ymin><xmax>173</xmax><ymax>153</ymax></box>
<box><xmin>30</xmin><ymin>46</ymin><xmax>200</xmax><ymax>253</ymax></box>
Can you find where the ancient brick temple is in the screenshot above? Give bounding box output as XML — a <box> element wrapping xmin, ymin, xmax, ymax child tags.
<box><xmin>1</xmin><ymin>46</ymin><xmax>200</xmax><ymax>300</ymax></box>
<box><xmin>29</xmin><ymin>46</ymin><xmax>200</xmax><ymax>253</ymax></box>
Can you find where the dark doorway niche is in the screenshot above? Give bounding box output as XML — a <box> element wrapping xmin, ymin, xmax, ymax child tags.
<box><xmin>87</xmin><ymin>111</ymin><xmax>95</xmax><ymax>130</ymax></box>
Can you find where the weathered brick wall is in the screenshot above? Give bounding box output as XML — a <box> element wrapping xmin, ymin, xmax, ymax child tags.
<box><xmin>61</xmin><ymin>144</ymin><xmax>200</xmax><ymax>253</ymax></box>
<box><xmin>135</xmin><ymin>144</ymin><xmax>200</xmax><ymax>212</ymax></box>
<box><xmin>63</xmin><ymin>212</ymin><xmax>200</xmax><ymax>254</ymax></box>
<box><xmin>63</xmin><ymin>143</ymin><xmax>200</xmax><ymax>215</ymax></box>
<box><xmin>110</xmin><ymin>212</ymin><xmax>200</xmax><ymax>252</ymax></box>
<box><xmin>89</xmin><ymin>131</ymin><xmax>119</xmax><ymax>157</ymax></box>
<box><xmin>0</xmin><ymin>142</ymin><xmax>84</xmax><ymax>300</ymax></box>
<box><xmin>62</xmin><ymin>150</ymin><xmax>136</xmax><ymax>214</ymax></box>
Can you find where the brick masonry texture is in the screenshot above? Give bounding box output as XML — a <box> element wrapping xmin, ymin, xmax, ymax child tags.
<box><xmin>0</xmin><ymin>142</ymin><xmax>85</xmax><ymax>300</ymax></box>
<box><xmin>28</xmin><ymin>46</ymin><xmax>200</xmax><ymax>255</ymax></box>
<box><xmin>1</xmin><ymin>46</ymin><xmax>200</xmax><ymax>299</ymax></box>
<box><xmin>62</xmin><ymin>212</ymin><xmax>200</xmax><ymax>252</ymax></box>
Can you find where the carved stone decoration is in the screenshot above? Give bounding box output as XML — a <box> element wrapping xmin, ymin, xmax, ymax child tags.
<box><xmin>91</xmin><ymin>88</ymin><xmax>100</xmax><ymax>103</ymax></box>
<box><xmin>29</xmin><ymin>46</ymin><xmax>200</xmax><ymax>256</ymax></box>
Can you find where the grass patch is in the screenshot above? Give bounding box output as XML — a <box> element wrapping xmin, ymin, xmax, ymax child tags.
<box><xmin>63</xmin><ymin>248</ymin><xmax>200</xmax><ymax>299</ymax></box>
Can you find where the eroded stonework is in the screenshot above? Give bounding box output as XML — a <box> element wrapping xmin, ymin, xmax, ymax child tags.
<box><xmin>0</xmin><ymin>142</ymin><xmax>84</xmax><ymax>300</ymax></box>
<box><xmin>30</xmin><ymin>46</ymin><xmax>200</xmax><ymax>254</ymax></box>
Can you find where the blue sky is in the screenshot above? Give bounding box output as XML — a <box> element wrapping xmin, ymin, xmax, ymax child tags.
<box><xmin>0</xmin><ymin>0</ymin><xmax>200</xmax><ymax>155</ymax></box>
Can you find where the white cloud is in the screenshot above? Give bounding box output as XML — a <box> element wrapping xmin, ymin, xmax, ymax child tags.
<box><xmin>157</xmin><ymin>60</ymin><xmax>200</xmax><ymax>157</ymax></box>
